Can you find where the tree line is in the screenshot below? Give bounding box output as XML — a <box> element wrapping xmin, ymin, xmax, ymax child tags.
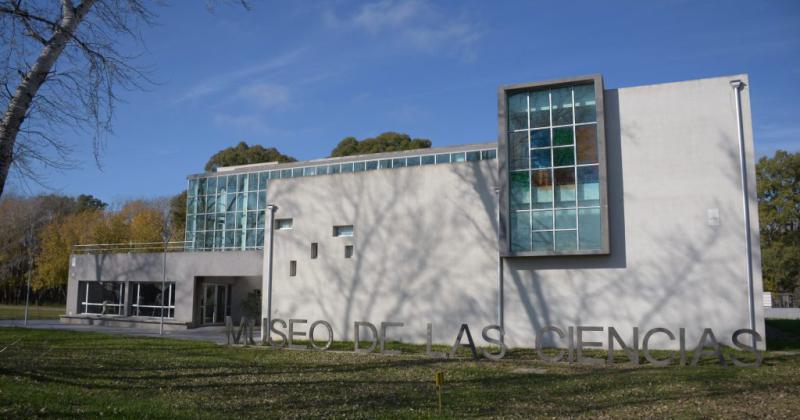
<box><xmin>0</xmin><ymin>193</ymin><xmax>185</xmax><ymax>305</ymax></box>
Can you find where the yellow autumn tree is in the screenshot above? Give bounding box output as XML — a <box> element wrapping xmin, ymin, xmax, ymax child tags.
<box><xmin>34</xmin><ymin>210</ymin><xmax>103</xmax><ymax>291</ymax></box>
<box><xmin>129</xmin><ymin>207</ymin><xmax>165</xmax><ymax>243</ymax></box>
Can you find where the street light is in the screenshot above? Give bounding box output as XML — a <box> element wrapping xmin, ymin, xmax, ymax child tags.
<box><xmin>23</xmin><ymin>224</ymin><xmax>33</xmax><ymax>327</ymax></box>
<box><xmin>160</xmin><ymin>214</ymin><xmax>171</xmax><ymax>336</ymax></box>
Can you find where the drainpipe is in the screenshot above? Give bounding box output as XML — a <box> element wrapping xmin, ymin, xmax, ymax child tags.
<box><xmin>730</xmin><ymin>80</ymin><xmax>756</xmax><ymax>346</ymax></box>
<box><xmin>495</xmin><ymin>187</ymin><xmax>504</xmax><ymax>331</ymax></box>
<box><xmin>261</xmin><ymin>204</ymin><xmax>278</xmax><ymax>342</ymax></box>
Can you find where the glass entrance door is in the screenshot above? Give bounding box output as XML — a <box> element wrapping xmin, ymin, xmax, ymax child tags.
<box><xmin>201</xmin><ymin>284</ymin><xmax>228</xmax><ymax>325</ymax></box>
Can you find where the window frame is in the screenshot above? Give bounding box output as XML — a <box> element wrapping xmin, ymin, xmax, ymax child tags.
<box><xmin>333</xmin><ymin>225</ymin><xmax>354</xmax><ymax>237</ymax></box>
<box><xmin>275</xmin><ymin>218</ymin><xmax>293</xmax><ymax>230</ymax></box>
<box><xmin>497</xmin><ymin>74</ymin><xmax>609</xmax><ymax>257</ymax></box>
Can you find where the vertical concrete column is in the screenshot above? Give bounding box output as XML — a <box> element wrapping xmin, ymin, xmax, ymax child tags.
<box><xmin>261</xmin><ymin>204</ymin><xmax>278</xmax><ymax>342</ymax></box>
<box><xmin>123</xmin><ymin>280</ymin><xmax>131</xmax><ymax>316</ymax></box>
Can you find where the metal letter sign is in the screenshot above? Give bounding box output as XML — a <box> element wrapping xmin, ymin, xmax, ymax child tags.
<box><xmin>234</xmin><ymin>318</ymin><xmax>762</xmax><ymax>367</ymax></box>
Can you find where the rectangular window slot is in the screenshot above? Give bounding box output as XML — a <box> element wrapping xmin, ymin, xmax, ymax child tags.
<box><xmin>289</xmin><ymin>260</ymin><xmax>297</xmax><ymax>277</ymax></box>
<box><xmin>333</xmin><ymin>225</ymin><xmax>354</xmax><ymax>237</ymax></box>
<box><xmin>311</xmin><ymin>243</ymin><xmax>318</xmax><ymax>259</ymax></box>
<box><xmin>344</xmin><ymin>245</ymin><xmax>354</xmax><ymax>259</ymax></box>
<box><xmin>275</xmin><ymin>218</ymin><xmax>293</xmax><ymax>230</ymax></box>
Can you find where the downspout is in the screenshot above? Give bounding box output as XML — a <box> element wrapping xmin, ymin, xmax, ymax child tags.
<box><xmin>730</xmin><ymin>80</ymin><xmax>757</xmax><ymax>345</ymax></box>
<box><xmin>495</xmin><ymin>187</ymin><xmax>504</xmax><ymax>331</ymax></box>
<box><xmin>261</xmin><ymin>204</ymin><xmax>278</xmax><ymax>342</ymax></box>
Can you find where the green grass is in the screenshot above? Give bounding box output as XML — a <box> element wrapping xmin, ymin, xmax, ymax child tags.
<box><xmin>0</xmin><ymin>327</ymin><xmax>798</xmax><ymax>419</ymax></box>
<box><xmin>0</xmin><ymin>304</ymin><xmax>63</xmax><ymax>320</ymax></box>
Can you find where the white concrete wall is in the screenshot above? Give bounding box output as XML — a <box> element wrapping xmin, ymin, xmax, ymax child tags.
<box><xmin>267</xmin><ymin>159</ymin><xmax>500</xmax><ymax>345</ymax></box>
<box><xmin>66</xmin><ymin>251</ymin><xmax>262</xmax><ymax>325</ymax></box>
<box><xmin>267</xmin><ymin>74</ymin><xmax>764</xmax><ymax>350</ymax></box>
<box><xmin>503</xmin><ymin>74</ymin><xmax>765</xmax><ymax>350</ymax></box>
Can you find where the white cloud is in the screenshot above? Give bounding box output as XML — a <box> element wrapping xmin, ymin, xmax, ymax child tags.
<box><xmin>212</xmin><ymin>114</ymin><xmax>273</xmax><ymax>135</ymax></box>
<box><xmin>236</xmin><ymin>83</ymin><xmax>291</xmax><ymax>109</ymax></box>
<box><xmin>352</xmin><ymin>0</ymin><xmax>424</xmax><ymax>33</ymax></box>
<box><xmin>326</xmin><ymin>0</ymin><xmax>482</xmax><ymax>61</ymax></box>
<box><xmin>175</xmin><ymin>48</ymin><xmax>306</xmax><ymax>104</ymax></box>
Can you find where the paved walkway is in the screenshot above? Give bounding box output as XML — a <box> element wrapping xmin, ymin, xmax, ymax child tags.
<box><xmin>0</xmin><ymin>319</ymin><xmax>238</xmax><ymax>345</ymax></box>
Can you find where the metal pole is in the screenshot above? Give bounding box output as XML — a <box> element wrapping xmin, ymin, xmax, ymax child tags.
<box><xmin>160</xmin><ymin>216</ymin><xmax>170</xmax><ymax>336</ymax></box>
<box><xmin>730</xmin><ymin>80</ymin><xmax>757</xmax><ymax>346</ymax></box>
<box><xmin>160</xmin><ymin>240</ymin><xmax>167</xmax><ymax>335</ymax></box>
<box><xmin>24</xmin><ymin>249</ymin><xmax>31</xmax><ymax>327</ymax></box>
<box><xmin>261</xmin><ymin>204</ymin><xmax>278</xmax><ymax>342</ymax></box>
<box><xmin>23</xmin><ymin>223</ymin><xmax>33</xmax><ymax>326</ymax></box>
<box><xmin>495</xmin><ymin>187</ymin><xmax>504</xmax><ymax>331</ymax></box>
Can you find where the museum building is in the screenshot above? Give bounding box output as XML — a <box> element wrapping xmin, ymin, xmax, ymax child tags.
<box><xmin>61</xmin><ymin>74</ymin><xmax>766</xmax><ymax>350</ymax></box>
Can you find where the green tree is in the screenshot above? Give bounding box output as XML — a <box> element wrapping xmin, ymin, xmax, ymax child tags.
<box><xmin>75</xmin><ymin>194</ymin><xmax>108</xmax><ymax>212</ymax></box>
<box><xmin>757</xmin><ymin>150</ymin><xmax>800</xmax><ymax>292</ymax></box>
<box><xmin>205</xmin><ymin>142</ymin><xmax>296</xmax><ymax>171</ymax></box>
<box><xmin>330</xmin><ymin>132</ymin><xmax>432</xmax><ymax>157</ymax></box>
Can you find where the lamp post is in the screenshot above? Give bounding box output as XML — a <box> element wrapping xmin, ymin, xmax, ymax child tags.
<box><xmin>23</xmin><ymin>226</ymin><xmax>33</xmax><ymax>327</ymax></box>
<box><xmin>160</xmin><ymin>215</ymin><xmax>171</xmax><ymax>336</ymax></box>
<box><xmin>261</xmin><ymin>204</ymin><xmax>278</xmax><ymax>343</ymax></box>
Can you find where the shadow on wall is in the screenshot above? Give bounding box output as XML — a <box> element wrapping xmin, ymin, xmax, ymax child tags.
<box><xmin>270</xmin><ymin>159</ymin><xmax>500</xmax><ymax>340</ymax></box>
<box><xmin>506</xmin><ymin>87</ymin><xmax>756</xmax><ymax>347</ymax></box>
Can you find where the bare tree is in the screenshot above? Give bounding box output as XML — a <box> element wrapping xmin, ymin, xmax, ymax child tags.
<box><xmin>0</xmin><ymin>0</ymin><xmax>155</xmax><ymax>199</ymax></box>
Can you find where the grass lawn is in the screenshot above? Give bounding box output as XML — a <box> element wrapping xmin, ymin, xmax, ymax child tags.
<box><xmin>0</xmin><ymin>304</ymin><xmax>63</xmax><ymax>321</ymax></box>
<box><xmin>0</xmin><ymin>323</ymin><xmax>798</xmax><ymax>419</ymax></box>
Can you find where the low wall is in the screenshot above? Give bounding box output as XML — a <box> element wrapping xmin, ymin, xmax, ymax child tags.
<box><xmin>60</xmin><ymin>315</ymin><xmax>191</xmax><ymax>331</ymax></box>
<box><xmin>765</xmin><ymin>308</ymin><xmax>800</xmax><ymax>320</ymax></box>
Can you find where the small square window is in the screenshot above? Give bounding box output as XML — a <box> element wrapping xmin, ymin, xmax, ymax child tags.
<box><xmin>275</xmin><ymin>218</ymin><xmax>293</xmax><ymax>230</ymax></box>
<box><xmin>333</xmin><ymin>225</ymin><xmax>354</xmax><ymax>237</ymax></box>
<box><xmin>311</xmin><ymin>243</ymin><xmax>318</xmax><ymax>259</ymax></box>
<box><xmin>289</xmin><ymin>260</ymin><xmax>297</xmax><ymax>277</ymax></box>
<box><xmin>344</xmin><ymin>245</ymin><xmax>354</xmax><ymax>259</ymax></box>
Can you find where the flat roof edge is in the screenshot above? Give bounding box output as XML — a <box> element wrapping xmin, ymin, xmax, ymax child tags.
<box><xmin>187</xmin><ymin>141</ymin><xmax>497</xmax><ymax>179</ymax></box>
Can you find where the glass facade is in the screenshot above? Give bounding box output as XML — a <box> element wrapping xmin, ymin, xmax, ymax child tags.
<box><xmin>78</xmin><ymin>281</ymin><xmax>125</xmax><ymax>315</ymax></box>
<box><xmin>186</xmin><ymin>147</ymin><xmax>497</xmax><ymax>251</ymax></box>
<box><xmin>507</xmin><ymin>82</ymin><xmax>603</xmax><ymax>253</ymax></box>
<box><xmin>77</xmin><ymin>281</ymin><xmax>175</xmax><ymax>318</ymax></box>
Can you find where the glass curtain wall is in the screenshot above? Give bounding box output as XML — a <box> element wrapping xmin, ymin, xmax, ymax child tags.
<box><xmin>186</xmin><ymin>171</ymin><xmax>267</xmax><ymax>251</ymax></box>
<box><xmin>508</xmin><ymin>82</ymin><xmax>602</xmax><ymax>253</ymax></box>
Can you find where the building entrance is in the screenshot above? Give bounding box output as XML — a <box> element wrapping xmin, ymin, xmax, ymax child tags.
<box><xmin>200</xmin><ymin>283</ymin><xmax>229</xmax><ymax>325</ymax></box>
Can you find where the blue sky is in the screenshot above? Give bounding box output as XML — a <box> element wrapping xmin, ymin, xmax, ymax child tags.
<box><xmin>15</xmin><ymin>0</ymin><xmax>800</xmax><ymax>205</ymax></box>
